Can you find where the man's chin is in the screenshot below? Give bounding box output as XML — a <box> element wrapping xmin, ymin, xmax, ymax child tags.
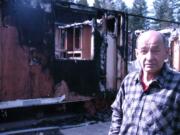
<box><xmin>144</xmin><ymin>67</ymin><xmax>155</xmax><ymax>72</ymax></box>
<box><xmin>144</xmin><ymin>68</ymin><xmax>160</xmax><ymax>74</ymax></box>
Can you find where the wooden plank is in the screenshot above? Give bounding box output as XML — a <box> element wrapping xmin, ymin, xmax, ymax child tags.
<box><xmin>0</xmin><ymin>95</ymin><xmax>93</xmax><ymax>109</ymax></box>
<box><xmin>0</xmin><ymin>95</ymin><xmax>65</xmax><ymax>109</ymax></box>
<box><xmin>1</xmin><ymin>126</ymin><xmax>61</xmax><ymax>135</ymax></box>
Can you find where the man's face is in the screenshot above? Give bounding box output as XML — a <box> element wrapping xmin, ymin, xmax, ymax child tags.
<box><xmin>136</xmin><ymin>31</ymin><xmax>168</xmax><ymax>75</ymax></box>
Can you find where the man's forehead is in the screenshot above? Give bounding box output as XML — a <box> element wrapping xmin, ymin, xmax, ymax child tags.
<box><xmin>137</xmin><ymin>31</ymin><xmax>164</xmax><ymax>48</ymax></box>
<box><xmin>138</xmin><ymin>40</ymin><xmax>163</xmax><ymax>46</ymax></box>
<box><xmin>137</xmin><ymin>43</ymin><xmax>161</xmax><ymax>49</ymax></box>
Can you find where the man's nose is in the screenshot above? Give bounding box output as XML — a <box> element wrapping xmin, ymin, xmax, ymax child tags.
<box><xmin>146</xmin><ymin>51</ymin><xmax>153</xmax><ymax>60</ymax></box>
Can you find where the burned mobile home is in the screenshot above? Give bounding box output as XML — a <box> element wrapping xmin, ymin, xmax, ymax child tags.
<box><xmin>0</xmin><ymin>0</ymin><xmax>129</xmax><ymax>132</ymax></box>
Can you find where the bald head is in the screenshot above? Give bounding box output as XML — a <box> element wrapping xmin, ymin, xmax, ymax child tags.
<box><xmin>136</xmin><ymin>30</ymin><xmax>168</xmax><ymax>49</ymax></box>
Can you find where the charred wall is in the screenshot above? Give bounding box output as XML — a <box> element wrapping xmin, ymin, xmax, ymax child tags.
<box><xmin>0</xmin><ymin>0</ymin><xmax>101</xmax><ymax>101</ymax></box>
<box><xmin>52</xmin><ymin>60</ymin><xmax>99</xmax><ymax>96</ymax></box>
<box><xmin>0</xmin><ymin>26</ymin><xmax>54</xmax><ymax>101</ymax></box>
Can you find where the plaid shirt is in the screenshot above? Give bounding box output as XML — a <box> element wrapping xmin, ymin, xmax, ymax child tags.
<box><xmin>108</xmin><ymin>64</ymin><xmax>180</xmax><ymax>135</ymax></box>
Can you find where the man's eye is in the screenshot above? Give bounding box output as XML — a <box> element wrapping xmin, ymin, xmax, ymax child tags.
<box><xmin>140</xmin><ymin>50</ymin><xmax>147</xmax><ymax>54</ymax></box>
<box><xmin>152</xmin><ymin>49</ymin><xmax>160</xmax><ymax>53</ymax></box>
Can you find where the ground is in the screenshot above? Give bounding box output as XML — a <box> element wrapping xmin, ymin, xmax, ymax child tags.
<box><xmin>60</xmin><ymin>121</ymin><xmax>111</xmax><ymax>135</ymax></box>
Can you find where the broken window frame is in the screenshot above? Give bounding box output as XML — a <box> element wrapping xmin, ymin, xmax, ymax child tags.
<box><xmin>55</xmin><ymin>22</ymin><xmax>94</xmax><ymax>60</ymax></box>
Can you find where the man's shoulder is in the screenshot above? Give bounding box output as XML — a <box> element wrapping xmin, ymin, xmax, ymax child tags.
<box><xmin>164</xmin><ymin>65</ymin><xmax>180</xmax><ymax>92</ymax></box>
<box><xmin>124</xmin><ymin>71</ymin><xmax>139</xmax><ymax>82</ymax></box>
<box><xmin>166</xmin><ymin>65</ymin><xmax>180</xmax><ymax>79</ymax></box>
<box><xmin>127</xmin><ymin>71</ymin><xmax>139</xmax><ymax>77</ymax></box>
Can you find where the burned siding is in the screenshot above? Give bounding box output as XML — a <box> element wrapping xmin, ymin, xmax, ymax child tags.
<box><xmin>0</xmin><ymin>26</ymin><xmax>30</xmax><ymax>100</ymax></box>
<box><xmin>169</xmin><ymin>29</ymin><xmax>180</xmax><ymax>71</ymax></box>
<box><xmin>82</xmin><ymin>25</ymin><xmax>92</xmax><ymax>59</ymax></box>
<box><xmin>0</xmin><ymin>0</ymin><xmax>54</xmax><ymax>101</ymax></box>
<box><xmin>0</xmin><ymin>26</ymin><xmax>54</xmax><ymax>101</ymax></box>
<box><xmin>172</xmin><ymin>42</ymin><xmax>180</xmax><ymax>71</ymax></box>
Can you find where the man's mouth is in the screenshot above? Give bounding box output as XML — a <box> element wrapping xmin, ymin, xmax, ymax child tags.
<box><xmin>145</xmin><ymin>63</ymin><xmax>155</xmax><ymax>66</ymax></box>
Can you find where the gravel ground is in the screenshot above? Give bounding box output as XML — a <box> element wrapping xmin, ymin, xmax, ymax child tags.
<box><xmin>60</xmin><ymin>121</ymin><xmax>111</xmax><ymax>135</ymax></box>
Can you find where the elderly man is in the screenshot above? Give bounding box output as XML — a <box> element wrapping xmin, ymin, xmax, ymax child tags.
<box><xmin>108</xmin><ymin>30</ymin><xmax>180</xmax><ymax>135</ymax></box>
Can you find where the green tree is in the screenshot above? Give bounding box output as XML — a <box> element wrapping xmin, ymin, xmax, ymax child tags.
<box><xmin>114</xmin><ymin>0</ymin><xmax>128</xmax><ymax>12</ymax></box>
<box><xmin>61</xmin><ymin>0</ymin><xmax>75</xmax><ymax>2</ymax></box>
<box><xmin>172</xmin><ymin>0</ymin><xmax>180</xmax><ymax>22</ymax></box>
<box><xmin>120</xmin><ymin>1</ymin><xmax>128</xmax><ymax>12</ymax></box>
<box><xmin>76</xmin><ymin>0</ymin><xmax>88</xmax><ymax>6</ymax></box>
<box><xmin>93</xmin><ymin>0</ymin><xmax>101</xmax><ymax>8</ymax></box>
<box><xmin>153</xmin><ymin>0</ymin><xmax>174</xmax><ymax>29</ymax></box>
<box><xmin>128</xmin><ymin>0</ymin><xmax>148</xmax><ymax>31</ymax></box>
<box><xmin>98</xmin><ymin>0</ymin><xmax>115</xmax><ymax>10</ymax></box>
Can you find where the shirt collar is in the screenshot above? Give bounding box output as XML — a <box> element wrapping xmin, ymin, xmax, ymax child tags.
<box><xmin>155</xmin><ymin>63</ymin><xmax>170</xmax><ymax>88</ymax></box>
<box><xmin>134</xmin><ymin>63</ymin><xmax>169</xmax><ymax>89</ymax></box>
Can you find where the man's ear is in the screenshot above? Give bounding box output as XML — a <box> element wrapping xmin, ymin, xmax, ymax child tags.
<box><xmin>165</xmin><ymin>48</ymin><xmax>170</xmax><ymax>59</ymax></box>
